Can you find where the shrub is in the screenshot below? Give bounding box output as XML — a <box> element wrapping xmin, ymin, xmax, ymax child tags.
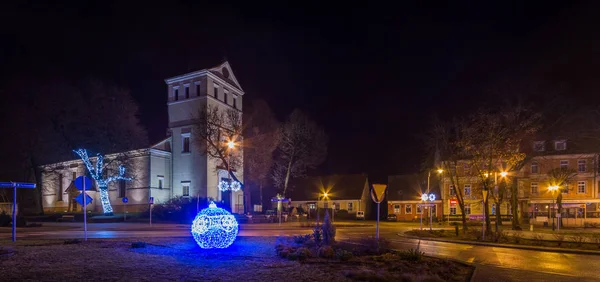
<box><xmin>398</xmin><ymin>248</ymin><xmax>424</xmax><ymax>262</ymax></box>
<box><xmin>591</xmin><ymin>234</ymin><xmax>600</xmax><ymax>248</ymax></box>
<box><xmin>64</xmin><ymin>239</ymin><xmax>81</xmax><ymax>245</ymax></box>
<box><xmin>512</xmin><ymin>232</ymin><xmax>524</xmax><ymax>244</ymax></box>
<box><xmin>131</xmin><ymin>241</ymin><xmax>147</xmax><ymax>248</ymax></box>
<box><xmin>295</xmin><ymin>247</ymin><xmax>311</xmax><ymax>261</ymax></box>
<box><xmin>570</xmin><ymin>235</ymin><xmax>586</xmax><ymax>247</ymax></box>
<box><xmin>322</xmin><ymin>210</ymin><xmax>336</xmax><ymax>245</ymax></box>
<box><xmin>553</xmin><ymin>234</ymin><xmax>566</xmax><ymax>247</ymax></box>
<box><xmin>532</xmin><ymin>233</ymin><xmax>545</xmax><ymax>246</ymax></box>
<box><xmin>468</xmin><ymin>229</ymin><xmax>483</xmax><ymax>241</ymax></box>
<box><xmin>293</xmin><ymin>234</ymin><xmax>312</xmax><ymax>245</ymax></box>
<box><xmin>317</xmin><ymin>245</ymin><xmax>335</xmax><ymax>258</ymax></box>
<box><xmin>313</xmin><ymin>224</ymin><xmax>322</xmax><ymax>246</ymax></box>
<box><xmin>491</xmin><ymin>230</ymin><xmax>508</xmax><ymax>243</ymax></box>
<box><xmin>584</xmin><ymin>222</ymin><xmax>599</xmax><ymax>229</ymax></box>
<box><xmin>335</xmin><ymin>249</ymin><xmax>353</xmax><ymax>261</ymax></box>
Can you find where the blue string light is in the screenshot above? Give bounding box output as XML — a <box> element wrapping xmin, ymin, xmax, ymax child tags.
<box><xmin>73</xmin><ymin>149</ymin><xmax>132</xmax><ymax>215</ymax></box>
<box><xmin>218</xmin><ymin>180</ymin><xmax>241</xmax><ymax>192</ymax></box>
<box><xmin>191</xmin><ymin>201</ymin><xmax>238</xmax><ymax>249</ymax></box>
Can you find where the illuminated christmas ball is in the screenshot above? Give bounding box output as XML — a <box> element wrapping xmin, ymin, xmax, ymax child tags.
<box><xmin>191</xmin><ymin>201</ymin><xmax>238</xmax><ymax>249</ymax></box>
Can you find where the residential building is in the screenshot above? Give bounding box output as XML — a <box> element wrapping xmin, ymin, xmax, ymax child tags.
<box><xmin>41</xmin><ymin>61</ymin><xmax>246</xmax><ymax>214</ymax></box>
<box><xmin>286</xmin><ymin>174</ymin><xmax>371</xmax><ymax>217</ymax></box>
<box><xmin>387</xmin><ymin>174</ymin><xmax>442</xmax><ymax>221</ymax></box>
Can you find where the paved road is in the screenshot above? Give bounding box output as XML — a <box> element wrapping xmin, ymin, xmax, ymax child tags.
<box><xmin>2</xmin><ymin>222</ymin><xmax>600</xmax><ymax>281</ymax></box>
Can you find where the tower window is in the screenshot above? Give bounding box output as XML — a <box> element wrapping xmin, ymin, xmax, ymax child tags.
<box><xmin>158</xmin><ymin>176</ymin><xmax>164</xmax><ymax>189</ymax></box>
<box><xmin>555</xmin><ymin>140</ymin><xmax>566</xmax><ymax>151</ymax></box>
<box><xmin>578</xmin><ymin>160</ymin><xmax>587</xmax><ymax>172</ymax></box>
<box><xmin>182</xmin><ymin>133</ymin><xmax>191</xmax><ymax>153</ymax></box>
<box><xmin>195</xmin><ymin>83</ymin><xmax>201</xmax><ymax>96</ymax></box>
<box><xmin>213</xmin><ymin>85</ymin><xmax>219</xmax><ymax>97</ymax></box>
<box><xmin>223</xmin><ymin>91</ymin><xmax>228</xmax><ymax>104</ymax></box>
<box><xmin>174</xmin><ymin>87</ymin><xmax>179</xmax><ymax>101</ymax></box>
<box><xmin>185</xmin><ymin>85</ymin><xmax>190</xmax><ymax>99</ymax></box>
<box><xmin>233</xmin><ymin>96</ymin><xmax>238</xmax><ymax>109</ymax></box>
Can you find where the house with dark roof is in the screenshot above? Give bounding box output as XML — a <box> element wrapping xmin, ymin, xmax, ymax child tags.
<box><xmin>286</xmin><ymin>174</ymin><xmax>371</xmax><ymax>217</ymax></box>
<box><xmin>387</xmin><ymin>174</ymin><xmax>442</xmax><ymax>221</ymax></box>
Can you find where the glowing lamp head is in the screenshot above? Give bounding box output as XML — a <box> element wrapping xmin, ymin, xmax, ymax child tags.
<box><xmin>227</xmin><ymin>141</ymin><xmax>235</xmax><ymax>149</ymax></box>
<box><xmin>500</xmin><ymin>171</ymin><xmax>508</xmax><ymax>177</ymax></box>
<box><xmin>191</xmin><ymin>201</ymin><xmax>238</xmax><ymax>249</ymax></box>
<box><xmin>421</xmin><ymin>194</ymin><xmax>429</xmax><ymax>201</ymax></box>
<box><xmin>437</xmin><ymin>169</ymin><xmax>443</xmax><ymax>174</ymax></box>
<box><xmin>323</xmin><ymin>192</ymin><xmax>328</xmax><ymax>198</ymax></box>
<box><xmin>548</xmin><ymin>185</ymin><xmax>559</xmax><ymax>192</ymax></box>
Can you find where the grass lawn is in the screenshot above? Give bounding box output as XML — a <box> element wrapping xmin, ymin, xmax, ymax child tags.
<box><xmin>0</xmin><ymin>236</ymin><xmax>472</xmax><ymax>281</ymax></box>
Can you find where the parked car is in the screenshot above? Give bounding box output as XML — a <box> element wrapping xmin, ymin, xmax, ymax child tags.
<box><xmin>356</xmin><ymin>211</ymin><xmax>365</xmax><ymax>220</ymax></box>
<box><xmin>387</xmin><ymin>214</ymin><xmax>397</xmax><ymax>221</ymax></box>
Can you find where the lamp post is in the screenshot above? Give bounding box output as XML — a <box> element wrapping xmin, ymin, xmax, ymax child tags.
<box><xmin>425</xmin><ymin>169</ymin><xmax>443</xmax><ymax>230</ymax></box>
<box><xmin>317</xmin><ymin>192</ymin><xmax>329</xmax><ymax>224</ymax></box>
<box><xmin>548</xmin><ymin>185</ymin><xmax>559</xmax><ymax>231</ymax></box>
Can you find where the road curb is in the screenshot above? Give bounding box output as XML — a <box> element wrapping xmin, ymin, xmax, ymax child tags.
<box><xmin>399</xmin><ymin>233</ymin><xmax>600</xmax><ymax>256</ymax></box>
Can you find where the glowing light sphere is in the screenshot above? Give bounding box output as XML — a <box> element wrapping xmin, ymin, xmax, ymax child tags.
<box><xmin>428</xmin><ymin>194</ymin><xmax>436</xmax><ymax>201</ymax></box>
<box><xmin>191</xmin><ymin>201</ymin><xmax>238</xmax><ymax>249</ymax></box>
<box><xmin>421</xmin><ymin>194</ymin><xmax>428</xmax><ymax>201</ymax></box>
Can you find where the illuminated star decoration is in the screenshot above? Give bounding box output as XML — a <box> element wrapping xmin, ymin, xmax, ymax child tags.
<box><xmin>218</xmin><ymin>180</ymin><xmax>230</xmax><ymax>192</ymax></box>
<box><xmin>73</xmin><ymin>149</ymin><xmax>132</xmax><ymax>215</ymax></box>
<box><xmin>191</xmin><ymin>201</ymin><xmax>238</xmax><ymax>249</ymax></box>
<box><xmin>229</xmin><ymin>181</ymin><xmax>241</xmax><ymax>192</ymax></box>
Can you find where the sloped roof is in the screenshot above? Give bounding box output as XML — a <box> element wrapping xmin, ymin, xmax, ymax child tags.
<box><xmin>387</xmin><ymin>174</ymin><xmax>441</xmax><ymax>201</ymax></box>
<box><xmin>288</xmin><ymin>174</ymin><xmax>368</xmax><ymax>201</ymax></box>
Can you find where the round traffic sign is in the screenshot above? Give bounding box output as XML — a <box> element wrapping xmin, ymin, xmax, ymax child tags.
<box><xmin>122</xmin><ymin>197</ymin><xmax>129</xmax><ymax>203</ymax></box>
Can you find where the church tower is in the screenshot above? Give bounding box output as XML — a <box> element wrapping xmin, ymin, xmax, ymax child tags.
<box><xmin>164</xmin><ymin>61</ymin><xmax>244</xmax><ymax>213</ymax></box>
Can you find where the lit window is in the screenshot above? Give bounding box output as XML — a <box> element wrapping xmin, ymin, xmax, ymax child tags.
<box><xmin>531</xmin><ymin>182</ymin><xmax>538</xmax><ymax>195</ymax></box>
<box><xmin>182</xmin><ymin>181</ymin><xmax>190</xmax><ymax>197</ymax></box>
<box><xmin>555</xmin><ymin>140</ymin><xmax>566</xmax><ymax>151</ymax></box>
<box><xmin>309</xmin><ymin>203</ymin><xmax>316</xmax><ymax>210</ymax></box>
<box><xmin>533</xmin><ymin>141</ymin><xmax>545</xmax><ymax>152</ymax></box>
<box><xmin>182</xmin><ymin>133</ymin><xmax>190</xmax><ymax>153</ymax></box>
<box><xmin>119</xmin><ymin>179</ymin><xmax>126</xmax><ymax>198</ymax></box>
<box><xmin>449</xmin><ymin>185</ymin><xmax>456</xmax><ymax>196</ymax></box>
<box><xmin>450</xmin><ymin>206</ymin><xmax>457</xmax><ymax>215</ymax></box>
<box><xmin>491</xmin><ymin>204</ymin><xmax>496</xmax><ymax>215</ymax></box>
<box><xmin>464</xmin><ymin>204</ymin><xmax>471</xmax><ymax>215</ymax></box>
<box><xmin>560</xmin><ymin>160</ymin><xmax>568</xmax><ymax>169</ymax></box>
<box><xmin>531</xmin><ymin>161</ymin><xmax>538</xmax><ymax>174</ymax></box>
<box><xmin>416</xmin><ymin>205</ymin><xmax>422</xmax><ymax>214</ymax></box>
<box><xmin>405</xmin><ymin>204</ymin><xmax>412</xmax><ymax>214</ymax></box>
<box><xmin>578</xmin><ymin>160</ymin><xmax>586</xmax><ymax>172</ymax></box>
<box><xmin>464</xmin><ymin>184</ymin><xmax>471</xmax><ymax>197</ymax></box>
<box><xmin>393</xmin><ymin>204</ymin><xmax>400</xmax><ymax>214</ymax></box>
<box><xmin>158</xmin><ymin>175</ymin><xmax>164</xmax><ymax>189</ymax></box>
<box><xmin>578</xmin><ymin>181</ymin><xmax>586</xmax><ymax>194</ymax></box>
<box><xmin>347</xmin><ymin>202</ymin><xmax>353</xmax><ymax>212</ymax></box>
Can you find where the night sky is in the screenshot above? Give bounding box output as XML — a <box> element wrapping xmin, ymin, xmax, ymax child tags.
<box><xmin>2</xmin><ymin>2</ymin><xmax>600</xmax><ymax>182</ymax></box>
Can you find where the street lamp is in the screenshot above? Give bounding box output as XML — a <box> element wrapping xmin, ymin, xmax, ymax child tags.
<box><xmin>317</xmin><ymin>192</ymin><xmax>329</xmax><ymax>224</ymax></box>
<box><xmin>548</xmin><ymin>185</ymin><xmax>559</xmax><ymax>231</ymax></box>
<box><xmin>424</xmin><ymin>169</ymin><xmax>443</xmax><ymax>230</ymax></box>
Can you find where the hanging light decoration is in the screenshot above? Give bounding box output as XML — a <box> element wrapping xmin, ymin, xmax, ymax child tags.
<box><xmin>191</xmin><ymin>201</ymin><xmax>238</xmax><ymax>249</ymax></box>
<box><xmin>218</xmin><ymin>180</ymin><xmax>230</xmax><ymax>192</ymax></box>
<box><xmin>230</xmin><ymin>181</ymin><xmax>241</xmax><ymax>192</ymax></box>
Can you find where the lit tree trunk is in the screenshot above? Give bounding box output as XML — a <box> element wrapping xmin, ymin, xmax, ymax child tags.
<box><xmin>495</xmin><ymin>201</ymin><xmax>501</xmax><ymax>233</ymax></box>
<box><xmin>282</xmin><ymin>158</ymin><xmax>293</xmax><ymax>197</ymax></box>
<box><xmin>510</xmin><ymin>178</ymin><xmax>520</xmax><ymax>230</ymax></box>
<box><xmin>98</xmin><ymin>185</ymin><xmax>112</xmax><ymax>214</ymax></box>
<box><xmin>557</xmin><ymin>193</ymin><xmax>563</xmax><ymax>228</ymax></box>
<box><xmin>484</xmin><ymin>192</ymin><xmax>491</xmax><ymax>236</ymax></box>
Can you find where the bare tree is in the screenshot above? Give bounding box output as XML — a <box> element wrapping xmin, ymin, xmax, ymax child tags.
<box><xmin>272</xmin><ymin>110</ymin><xmax>327</xmax><ymax>197</ymax></box>
<box><xmin>243</xmin><ymin>100</ymin><xmax>280</xmax><ymax>208</ymax></box>
<box><xmin>430</xmin><ymin>119</ymin><xmax>470</xmax><ymax>232</ymax></box>
<box><xmin>192</xmin><ymin>105</ymin><xmax>243</xmax><ymax>184</ymax></box>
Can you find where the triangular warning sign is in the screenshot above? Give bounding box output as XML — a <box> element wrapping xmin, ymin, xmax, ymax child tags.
<box><xmin>371</xmin><ymin>184</ymin><xmax>387</xmax><ymax>203</ymax></box>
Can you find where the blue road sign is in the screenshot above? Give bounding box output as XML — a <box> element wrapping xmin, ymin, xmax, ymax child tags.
<box><xmin>75</xmin><ymin>193</ymin><xmax>93</xmax><ymax>206</ymax></box>
<box><xmin>122</xmin><ymin>197</ymin><xmax>128</xmax><ymax>203</ymax></box>
<box><xmin>149</xmin><ymin>197</ymin><xmax>154</xmax><ymax>204</ymax></box>
<box><xmin>74</xmin><ymin>176</ymin><xmax>93</xmax><ymax>191</ymax></box>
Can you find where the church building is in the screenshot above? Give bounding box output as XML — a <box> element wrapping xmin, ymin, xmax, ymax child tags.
<box><xmin>41</xmin><ymin>61</ymin><xmax>245</xmax><ymax>214</ymax></box>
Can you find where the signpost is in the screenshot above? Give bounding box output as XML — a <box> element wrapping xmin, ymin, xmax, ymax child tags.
<box><xmin>420</xmin><ymin>193</ymin><xmax>437</xmax><ymax>230</ymax></box>
<box><xmin>371</xmin><ymin>184</ymin><xmax>387</xmax><ymax>240</ymax></box>
<box><xmin>149</xmin><ymin>197</ymin><xmax>154</xmax><ymax>226</ymax></box>
<box><xmin>74</xmin><ymin>176</ymin><xmax>93</xmax><ymax>241</ymax></box>
<box><xmin>271</xmin><ymin>196</ymin><xmax>290</xmax><ymax>225</ymax></box>
<box><xmin>122</xmin><ymin>197</ymin><xmax>129</xmax><ymax>221</ymax></box>
<box><xmin>0</xmin><ymin>182</ymin><xmax>36</xmax><ymax>242</ymax></box>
